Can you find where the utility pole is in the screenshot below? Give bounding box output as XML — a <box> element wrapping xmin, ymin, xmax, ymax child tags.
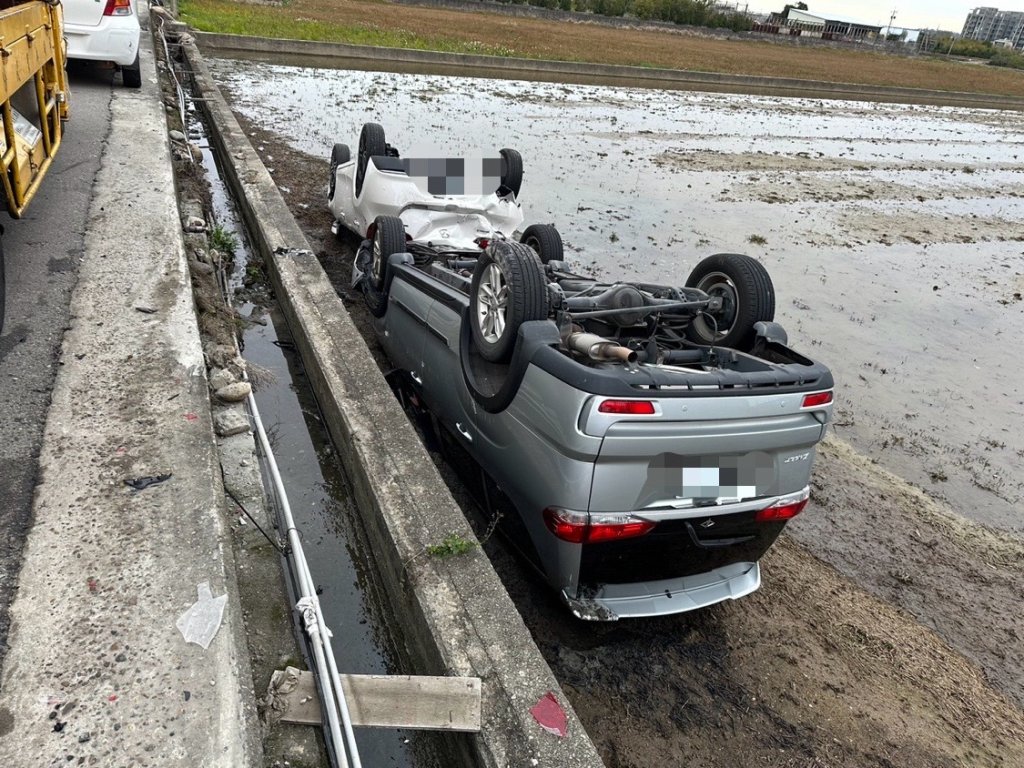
<box><xmin>885</xmin><ymin>9</ymin><xmax>897</xmax><ymax>39</ymax></box>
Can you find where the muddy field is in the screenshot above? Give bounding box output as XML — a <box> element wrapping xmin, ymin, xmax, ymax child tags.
<box><xmin>208</xmin><ymin>61</ymin><xmax>1024</xmax><ymax>766</ymax></box>
<box><xmin>183</xmin><ymin>0</ymin><xmax>1024</xmax><ymax>97</ymax></box>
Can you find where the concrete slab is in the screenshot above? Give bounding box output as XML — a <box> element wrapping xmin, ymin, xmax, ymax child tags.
<box><xmin>0</xmin><ymin>27</ymin><xmax>261</xmax><ymax>768</ymax></box>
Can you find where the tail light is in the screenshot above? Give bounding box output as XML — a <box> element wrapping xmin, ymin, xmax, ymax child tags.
<box><xmin>543</xmin><ymin>507</ymin><xmax>656</xmax><ymax>544</ymax></box>
<box><xmin>598</xmin><ymin>399</ymin><xmax>656</xmax><ymax>415</ymax></box>
<box><xmin>103</xmin><ymin>0</ymin><xmax>134</xmax><ymax>16</ymax></box>
<box><xmin>475</xmin><ymin>237</ymin><xmax>490</xmax><ymax>250</ymax></box>
<box><xmin>801</xmin><ymin>391</ymin><xmax>833</xmax><ymax>408</ymax></box>
<box><xmin>755</xmin><ymin>488</ymin><xmax>810</xmax><ymax>523</ymax></box>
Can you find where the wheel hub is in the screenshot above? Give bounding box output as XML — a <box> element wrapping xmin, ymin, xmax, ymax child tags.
<box><xmin>694</xmin><ymin>271</ymin><xmax>738</xmax><ymax>340</ymax></box>
<box><xmin>372</xmin><ymin>235</ymin><xmax>383</xmax><ymax>283</ymax></box>
<box><xmin>476</xmin><ymin>263</ymin><xmax>508</xmax><ymax>343</ymax></box>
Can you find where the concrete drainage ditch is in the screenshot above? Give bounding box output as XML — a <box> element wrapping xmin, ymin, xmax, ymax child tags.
<box><xmin>172</xmin><ymin>100</ymin><xmax>438</xmax><ymax>767</ymax></box>
<box><xmin>155</xmin><ymin>16</ymin><xmax>604</xmax><ymax>768</ymax></box>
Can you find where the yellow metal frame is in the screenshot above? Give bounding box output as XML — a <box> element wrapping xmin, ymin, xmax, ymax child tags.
<box><xmin>0</xmin><ymin>1</ymin><xmax>70</xmax><ymax>218</ymax></box>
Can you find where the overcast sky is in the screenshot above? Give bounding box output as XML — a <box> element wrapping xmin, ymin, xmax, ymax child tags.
<box><xmin>748</xmin><ymin>1</ymin><xmax>982</xmax><ymax>33</ymax></box>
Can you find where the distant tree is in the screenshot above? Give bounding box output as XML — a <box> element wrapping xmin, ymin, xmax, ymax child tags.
<box><xmin>499</xmin><ymin>0</ymin><xmax>754</xmax><ymax>31</ymax></box>
<box><xmin>936</xmin><ymin>36</ymin><xmax>995</xmax><ymax>59</ymax></box>
<box><xmin>989</xmin><ymin>48</ymin><xmax>1024</xmax><ymax>68</ymax></box>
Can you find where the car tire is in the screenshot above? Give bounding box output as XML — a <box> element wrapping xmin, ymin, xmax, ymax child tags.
<box><xmin>520</xmin><ymin>224</ymin><xmax>563</xmax><ymax>264</ymax></box>
<box><xmin>470</xmin><ymin>240</ymin><xmax>547</xmax><ymax>363</ymax></box>
<box><xmin>356</xmin><ymin>123</ymin><xmax>386</xmax><ymax>198</ymax></box>
<box><xmin>685</xmin><ymin>253</ymin><xmax>775</xmax><ymax>349</ymax></box>
<box><xmin>362</xmin><ymin>269</ymin><xmax>388</xmax><ymax>318</ymax></box>
<box><xmin>498</xmin><ymin>148</ymin><xmax>523</xmax><ymax>198</ymax></box>
<box><xmin>363</xmin><ymin>216</ymin><xmax>405</xmax><ymax>318</ymax></box>
<box><xmin>371</xmin><ymin>214</ymin><xmax>406</xmax><ymax>290</ymax></box>
<box><xmin>328</xmin><ymin>143</ymin><xmax>350</xmax><ymax>201</ymax></box>
<box><xmin>122</xmin><ymin>53</ymin><xmax>142</xmax><ymax>89</ymax></box>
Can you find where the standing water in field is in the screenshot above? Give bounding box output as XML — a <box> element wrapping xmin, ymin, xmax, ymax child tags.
<box><xmin>209</xmin><ymin>59</ymin><xmax>1024</xmax><ymax>534</ymax></box>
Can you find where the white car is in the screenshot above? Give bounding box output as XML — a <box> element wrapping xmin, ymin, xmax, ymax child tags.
<box><xmin>328</xmin><ymin>123</ymin><xmax>526</xmax><ymax>256</ymax></box>
<box><xmin>63</xmin><ymin>0</ymin><xmax>142</xmax><ymax>88</ymax></box>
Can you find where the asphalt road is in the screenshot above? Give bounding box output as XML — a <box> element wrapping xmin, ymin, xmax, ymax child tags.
<box><xmin>0</xmin><ymin>64</ymin><xmax>115</xmax><ymax>663</ymax></box>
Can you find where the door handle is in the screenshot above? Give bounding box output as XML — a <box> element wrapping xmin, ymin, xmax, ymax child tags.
<box><xmin>455</xmin><ymin>422</ymin><xmax>473</xmax><ymax>442</ymax></box>
<box><xmin>410</xmin><ymin>371</ymin><xmax>423</xmax><ymax>385</ymax></box>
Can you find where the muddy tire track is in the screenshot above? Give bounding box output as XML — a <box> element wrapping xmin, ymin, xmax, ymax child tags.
<box><xmin>794</xmin><ymin>437</ymin><xmax>1024</xmax><ymax>709</ymax></box>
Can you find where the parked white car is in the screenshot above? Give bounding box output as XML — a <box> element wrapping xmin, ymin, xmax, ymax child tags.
<box><xmin>63</xmin><ymin>0</ymin><xmax>142</xmax><ymax>88</ymax></box>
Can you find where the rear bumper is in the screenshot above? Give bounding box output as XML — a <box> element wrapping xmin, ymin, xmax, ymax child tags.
<box><xmin>65</xmin><ymin>21</ymin><xmax>139</xmax><ymax>66</ymax></box>
<box><xmin>563</xmin><ymin>561</ymin><xmax>761</xmax><ymax>620</ymax></box>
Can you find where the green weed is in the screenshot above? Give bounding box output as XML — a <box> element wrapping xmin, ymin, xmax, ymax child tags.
<box><xmin>211</xmin><ymin>224</ymin><xmax>240</xmax><ymax>255</ymax></box>
<box><xmin>426</xmin><ymin>533</ymin><xmax>477</xmax><ymax>559</ymax></box>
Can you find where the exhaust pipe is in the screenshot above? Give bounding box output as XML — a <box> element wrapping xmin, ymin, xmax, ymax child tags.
<box><xmin>563</xmin><ymin>331</ymin><xmax>637</xmax><ymax>363</ymax></box>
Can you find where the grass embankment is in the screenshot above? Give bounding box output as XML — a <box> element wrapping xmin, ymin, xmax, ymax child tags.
<box><xmin>179</xmin><ymin>0</ymin><xmax>1024</xmax><ymax>97</ymax></box>
<box><xmin>179</xmin><ymin>0</ymin><xmax>516</xmax><ymax>56</ymax></box>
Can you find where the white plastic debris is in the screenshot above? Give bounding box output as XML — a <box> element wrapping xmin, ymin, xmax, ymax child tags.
<box><xmin>176</xmin><ymin>582</ymin><xmax>228</xmax><ymax>650</ymax></box>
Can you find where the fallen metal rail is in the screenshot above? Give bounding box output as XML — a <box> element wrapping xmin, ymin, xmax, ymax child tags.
<box><xmin>207</xmin><ymin>265</ymin><xmax>363</xmax><ymax>766</ymax></box>
<box><xmin>198</xmin><ymin>152</ymin><xmax>361</xmax><ymax>766</ymax></box>
<box><xmin>249</xmin><ymin>393</ymin><xmax>364</xmax><ymax>768</ymax></box>
<box><xmin>154</xmin><ymin>6</ymin><xmax>192</xmax><ymax>163</ymax></box>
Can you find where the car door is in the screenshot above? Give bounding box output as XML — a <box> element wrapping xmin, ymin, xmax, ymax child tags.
<box><xmin>421</xmin><ymin>291</ymin><xmax>476</xmax><ymax>445</ymax></box>
<box><xmin>382</xmin><ymin>271</ymin><xmax>433</xmax><ymax>378</ymax></box>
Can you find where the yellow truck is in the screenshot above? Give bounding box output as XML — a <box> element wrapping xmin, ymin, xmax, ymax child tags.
<box><xmin>0</xmin><ymin>0</ymin><xmax>69</xmax><ymax>332</ymax></box>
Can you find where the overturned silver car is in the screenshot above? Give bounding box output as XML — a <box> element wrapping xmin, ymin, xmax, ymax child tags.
<box><xmin>336</xmin><ymin>142</ymin><xmax>833</xmax><ymax>621</ymax></box>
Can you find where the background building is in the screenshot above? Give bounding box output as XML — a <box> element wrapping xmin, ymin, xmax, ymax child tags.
<box><xmin>764</xmin><ymin>5</ymin><xmax>882</xmax><ymax>39</ymax></box>
<box><xmin>961</xmin><ymin>7</ymin><xmax>1024</xmax><ymax>48</ymax></box>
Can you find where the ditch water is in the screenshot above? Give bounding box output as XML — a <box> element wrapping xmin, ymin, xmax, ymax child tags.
<box><xmin>207</xmin><ymin>56</ymin><xmax>1024</xmax><ymax>534</ymax></box>
<box><xmin>188</xmin><ymin>99</ymin><xmax>433</xmax><ymax>767</ymax></box>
